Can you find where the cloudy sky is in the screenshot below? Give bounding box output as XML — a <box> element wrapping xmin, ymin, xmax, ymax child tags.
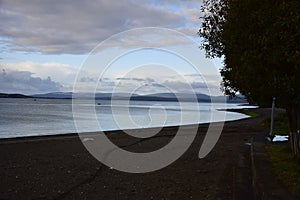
<box><xmin>0</xmin><ymin>0</ymin><xmax>223</xmax><ymax>95</ymax></box>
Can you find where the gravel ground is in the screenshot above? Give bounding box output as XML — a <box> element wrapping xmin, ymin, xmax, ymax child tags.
<box><xmin>0</xmin><ymin>108</ymin><xmax>285</xmax><ymax>200</ymax></box>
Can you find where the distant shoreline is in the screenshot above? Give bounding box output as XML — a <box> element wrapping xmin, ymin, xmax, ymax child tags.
<box><xmin>0</xmin><ymin>92</ymin><xmax>248</xmax><ymax>103</ymax></box>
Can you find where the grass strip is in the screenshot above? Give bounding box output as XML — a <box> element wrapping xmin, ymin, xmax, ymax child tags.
<box><xmin>266</xmin><ymin>145</ymin><xmax>300</xmax><ymax>196</ymax></box>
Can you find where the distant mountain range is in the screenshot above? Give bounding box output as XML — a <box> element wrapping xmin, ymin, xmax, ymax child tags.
<box><xmin>0</xmin><ymin>92</ymin><xmax>247</xmax><ymax>103</ymax></box>
<box><xmin>0</xmin><ymin>93</ymin><xmax>31</xmax><ymax>98</ymax></box>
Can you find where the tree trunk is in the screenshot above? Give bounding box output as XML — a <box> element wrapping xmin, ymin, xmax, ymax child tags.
<box><xmin>286</xmin><ymin>105</ymin><xmax>300</xmax><ymax>157</ymax></box>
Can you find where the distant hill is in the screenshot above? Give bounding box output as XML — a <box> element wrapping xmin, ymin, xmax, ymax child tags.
<box><xmin>130</xmin><ymin>93</ymin><xmax>212</xmax><ymax>102</ymax></box>
<box><xmin>31</xmin><ymin>92</ymin><xmax>140</xmax><ymax>99</ymax></box>
<box><xmin>0</xmin><ymin>92</ymin><xmax>248</xmax><ymax>103</ymax></box>
<box><xmin>31</xmin><ymin>92</ymin><xmax>209</xmax><ymax>101</ymax></box>
<box><xmin>33</xmin><ymin>92</ymin><xmax>73</xmax><ymax>99</ymax></box>
<box><xmin>0</xmin><ymin>93</ymin><xmax>31</xmax><ymax>98</ymax></box>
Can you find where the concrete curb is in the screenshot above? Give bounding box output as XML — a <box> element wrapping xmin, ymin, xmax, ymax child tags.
<box><xmin>251</xmin><ymin>134</ymin><xmax>298</xmax><ymax>200</ymax></box>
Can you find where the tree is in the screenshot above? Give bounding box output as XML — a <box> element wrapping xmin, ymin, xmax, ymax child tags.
<box><xmin>199</xmin><ymin>0</ymin><xmax>300</xmax><ymax>155</ymax></box>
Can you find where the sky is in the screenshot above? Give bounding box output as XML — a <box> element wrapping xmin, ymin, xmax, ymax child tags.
<box><xmin>0</xmin><ymin>0</ymin><xmax>224</xmax><ymax>95</ymax></box>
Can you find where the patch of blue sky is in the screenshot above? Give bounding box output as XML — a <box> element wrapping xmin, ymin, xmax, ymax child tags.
<box><xmin>104</xmin><ymin>48</ymin><xmax>201</xmax><ymax>77</ymax></box>
<box><xmin>149</xmin><ymin>0</ymin><xmax>181</xmax><ymax>11</ymax></box>
<box><xmin>0</xmin><ymin>50</ymin><xmax>87</xmax><ymax>68</ymax></box>
<box><xmin>169</xmin><ymin>4</ymin><xmax>181</xmax><ymax>12</ymax></box>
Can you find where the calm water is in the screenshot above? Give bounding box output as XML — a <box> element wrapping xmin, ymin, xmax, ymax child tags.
<box><xmin>0</xmin><ymin>98</ymin><xmax>252</xmax><ymax>138</ymax></box>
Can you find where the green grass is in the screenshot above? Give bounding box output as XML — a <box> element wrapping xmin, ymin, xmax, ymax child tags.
<box><xmin>266</xmin><ymin>145</ymin><xmax>300</xmax><ymax>196</ymax></box>
<box><xmin>227</xmin><ymin>109</ymin><xmax>259</xmax><ymax>118</ymax></box>
<box><xmin>239</xmin><ymin>109</ymin><xmax>260</xmax><ymax>118</ymax></box>
<box><xmin>261</xmin><ymin>112</ymin><xmax>290</xmax><ymax>135</ymax></box>
<box><xmin>264</xmin><ymin>111</ymin><xmax>300</xmax><ymax>196</ymax></box>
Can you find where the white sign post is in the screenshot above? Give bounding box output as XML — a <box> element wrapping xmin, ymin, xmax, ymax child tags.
<box><xmin>269</xmin><ymin>97</ymin><xmax>276</xmax><ymax>140</ymax></box>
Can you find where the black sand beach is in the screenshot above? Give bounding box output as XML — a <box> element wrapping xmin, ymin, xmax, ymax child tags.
<box><xmin>0</xmin><ymin>108</ymin><xmax>293</xmax><ymax>199</ymax></box>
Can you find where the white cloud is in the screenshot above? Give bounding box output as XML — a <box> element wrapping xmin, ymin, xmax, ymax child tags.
<box><xmin>0</xmin><ymin>68</ymin><xmax>62</xmax><ymax>94</ymax></box>
<box><xmin>4</xmin><ymin>61</ymin><xmax>78</xmax><ymax>86</ymax></box>
<box><xmin>0</xmin><ymin>0</ymin><xmax>218</xmax><ymax>95</ymax></box>
<box><xmin>93</xmin><ymin>75</ymin><xmax>220</xmax><ymax>95</ymax></box>
<box><xmin>0</xmin><ymin>64</ymin><xmax>221</xmax><ymax>95</ymax></box>
<box><xmin>0</xmin><ymin>0</ymin><xmax>203</xmax><ymax>54</ymax></box>
<box><xmin>1</xmin><ymin>60</ymin><xmax>222</xmax><ymax>95</ymax></box>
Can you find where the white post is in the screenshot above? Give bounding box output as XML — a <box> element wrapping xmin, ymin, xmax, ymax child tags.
<box><xmin>269</xmin><ymin>97</ymin><xmax>276</xmax><ymax>139</ymax></box>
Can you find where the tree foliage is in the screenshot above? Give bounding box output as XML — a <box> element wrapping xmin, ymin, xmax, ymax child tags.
<box><xmin>199</xmin><ymin>0</ymin><xmax>229</xmax><ymax>58</ymax></box>
<box><xmin>199</xmin><ymin>0</ymin><xmax>300</xmax><ymax>154</ymax></box>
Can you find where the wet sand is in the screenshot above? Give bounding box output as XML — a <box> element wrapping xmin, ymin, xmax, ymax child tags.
<box><xmin>0</xmin><ymin>108</ymin><xmax>279</xmax><ymax>200</ymax></box>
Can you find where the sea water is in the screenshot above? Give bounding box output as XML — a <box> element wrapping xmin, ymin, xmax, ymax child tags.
<box><xmin>0</xmin><ymin>98</ymin><xmax>252</xmax><ymax>138</ymax></box>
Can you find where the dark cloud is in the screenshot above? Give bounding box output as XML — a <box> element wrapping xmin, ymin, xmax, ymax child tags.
<box><xmin>76</xmin><ymin>74</ymin><xmax>220</xmax><ymax>94</ymax></box>
<box><xmin>0</xmin><ymin>69</ymin><xmax>62</xmax><ymax>94</ymax></box>
<box><xmin>80</xmin><ymin>77</ymin><xmax>96</xmax><ymax>83</ymax></box>
<box><xmin>159</xmin><ymin>79</ymin><xmax>218</xmax><ymax>94</ymax></box>
<box><xmin>0</xmin><ymin>0</ymin><xmax>187</xmax><ymax>54</ymax></box>
<box><xmin>131</xmin><ymin>78</ymin><xmax>145</xmax><ymax>82</ymax></box>
<box><xmin>185</xmin><ymin>74</ymin><xmax>202</xmax><ymax>77</ymax></box>
<box><xmin>190</xmin><ymin>82</ymin><xmax>208</xmax><ymax>89</ymax></box>
<box><xmin>116</xmin><ymin>77</ymin><xmax>154</xmax><ymax>83</ymax></box>
<box><xmin>162</xmin><ymin>80</ymin><xmax>191</xmax><ymax>92</ymax></box>
<box><xmin>145</xmin><ymin>78</ymin><xmax>155</xmax><ymax>83</ymax></box>
<box><xmin>100</xmin><ymin>80</ymin><xmax>115</xmax><ymax>87</ymax></box>
<box><xmin>151</xmin><ymin>83</ymin><xmax>165</xmax><ymax>88</ymax></box>
<box><xmin>116</xmin><ymin>77</ymin><xmax>132</xmax><ymax>81</ymax></box>
<box><xmin>111</xmin><ymin>76</ymin><xmax>219</xmax><ymax>94</ymax></box>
